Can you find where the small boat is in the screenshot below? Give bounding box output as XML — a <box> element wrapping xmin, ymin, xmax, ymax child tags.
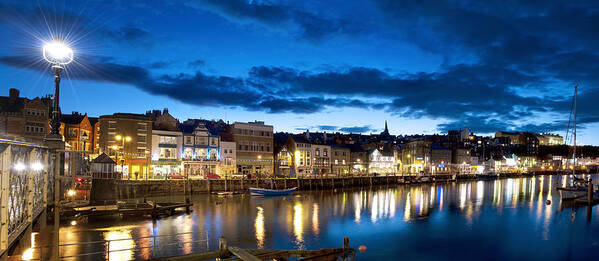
<box><xmin>250</xmin><ymin>187</ymin><xmax>297</xmax><ymax>196</ymax></box>
<box><xmin>557</xmin><ymin>186</ymin><xmax>588</xmax><ymax>200</ymax></box>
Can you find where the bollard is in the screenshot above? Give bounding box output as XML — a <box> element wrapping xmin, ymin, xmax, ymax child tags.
<box><xmin>218</xmin><ymin>237</ymin><xmax>230</xmax><ymax>258</ymax></box>
<box><xmin>343</xmin><ymin>237</ymin><xmax>350</xmax><ymax>250</ymax></box>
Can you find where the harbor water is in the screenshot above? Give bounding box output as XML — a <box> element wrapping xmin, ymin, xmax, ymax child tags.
<box><xmin>27</xmin><ymin>174</ymin><xmax>599</xmax><ymax>260</ymax></box>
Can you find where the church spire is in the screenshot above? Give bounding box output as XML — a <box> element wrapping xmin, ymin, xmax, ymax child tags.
<box><xmin>383</xmin><ymin>120</ymin><xmax>389</xmax><ymax>135</ymax></box>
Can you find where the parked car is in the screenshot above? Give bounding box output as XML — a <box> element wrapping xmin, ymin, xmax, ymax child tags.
<box><xmin>167</xmin><ymin>173</ymin><xmax>186</xmax><ymax>179</ymax></box>
<box><xmin>206</xmin><ymin>174</ymin><xmax>221</xmax><ymax>179</ymax></box>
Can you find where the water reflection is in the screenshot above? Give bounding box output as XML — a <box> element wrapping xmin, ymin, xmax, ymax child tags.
<box><xmin>34</xmin><ymin>175</ymin><xmax>599</xmax><ymax>260</ymax></box>
<box><xmin>105</xmin><ymin>230</ymin><xmax>134</xmax><ymax>261</ymax></box>
<box><xmin>293</xmin><ymin>202</ymin><xmax>303</xmax><ymax>248</ymax></box>
<box><xmin>255</xmin><ymin>206</ymin><xmax>265</xmax><ymax>248</ymax></box>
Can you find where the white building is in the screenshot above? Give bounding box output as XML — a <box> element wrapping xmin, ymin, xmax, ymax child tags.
<box><xmin>150</xmin><ymin>129</ymin><xmax>183</xmax><ymax>179</ymax></box>
<box><xmin>368</xmin><ymin>148</ymin><xmax>395</xmax><ymax>174</ymax></box>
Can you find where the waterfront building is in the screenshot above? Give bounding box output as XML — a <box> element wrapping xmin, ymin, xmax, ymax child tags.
<box><xmin>368</xmin><ymin>147</ymin><xmax>395</xmax><ymax>174</ymax></box>
<box><xmin>60</xmin><ymin>112</ymin><xmax>93</xmax><ymax>152</ymax></box>
<box><xmin>311</xmin><ymin>143</ymin><xmax>331</xmax><ymax>175</ymax></box>
<box><xmin>286</xmin><ymin>134</ymin><xmax>312</xmax><ymax>177</ymax></box>
<box><xmin>400</xmin><ymin>139</ymin><xmax>431</xmax><ymax>174</ymax></box>
<box><xmin>231</xmin><ymin>121</ymin><xmax>273</xmax><ymax>176</ymax></box>
<box><xmin>348</xmin><ymin>144</ymin><xmax>368</xmax><ymax>175</ymax></box>
<box><xmin>181</xmin><ymin>121</ymin><xmax>220</xmax><ymax>179</ymax></box>
<box><xmin>149</xmin><ymin>109</ymin><xmax>183</xmax><ymax>179</ymax></box>
<box><xmin>98</xmin><ymin>113</ymin><xmax>153</xmax><ymax>179</ymax></box>
<box><xmin>331</xmin><ymin>145</ymin><xmax>350</xmax><ymax>175</ymax></box>
<box><xmin>274</xmin><ymin>133</ymin><xmax>292</xmax><ymax>177</ymax></box>
<box><xmin>430</xmin><ymin>143</ymin><xmax>452</xmax><ymax>174</ymax></box>
<box><xmin>0</xmin><ymin>88</ymin><xmax>52</xmax><ymax>143</ymax></box>
<box><xmin>219</xmin><ymin>134</ymin><xmax>236</xmax><ymax>177</ymax></box>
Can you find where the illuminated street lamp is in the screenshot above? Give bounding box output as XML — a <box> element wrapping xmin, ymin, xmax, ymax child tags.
<box><xmin>43</xmin><ymin>38</ymin><xmax>73</xmax><ymax>139</ymax></box>
<box><xmin>115</xmin><ymin>134</ymin><xmax>132</xmax><ymax>179</ymax></box>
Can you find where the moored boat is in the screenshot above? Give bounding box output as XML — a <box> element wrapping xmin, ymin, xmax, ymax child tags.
<box><xmin>250</xmin><ymin>187</ymin><xmax>297</xmax><ymax>196</ymax></box>
<box><xmin>557</xmin><ymin>186</ymin><xmax>587</xmax><ymax>200</ymax></box>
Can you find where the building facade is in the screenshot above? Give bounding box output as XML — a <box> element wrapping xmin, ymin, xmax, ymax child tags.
<box><xmin>311</xmin><ymin>144</ymin><xmax>331</xmax><ymax>175</ymax></box>
<box><xmin>231</xmin><ymin>121</ymin><xmax>273</xmax><ymax>176</ymax></box>
<box><xmin>151</xmin><ymin>129</ymin><xmax>183</xmax><ymax>179</ymax></box>
<box><xmin>368</xmin><ymin>148</ymin><xmax>395</xmax><ymax>174</ymax></box>
<box><xmin>182</xmin><ymin>122</ymin><xmax>220</xmax><ymax>179</ymax></box>
<box><xmin>219</xmin><ymin>139</ymin><xmax>236</xmax><ymax>177</ymax></box>
<box><xmin>331</xmin><ymin>146</ymin><xmax>350</xmax><ymax>175</ymax></box>
<box><xmin>98</xmin><ymin>113</ymin><xmax>153</xmax><ymax>179</ymax></box>
<box><xmin>0</xmin><ymin>89</ymin><xmax>52</xmax><ymax>143</ymax></box>
<box><xmin>60</xmin><ymin>112</ymin><xmax>93</xmax><ymax>152</ymax></box>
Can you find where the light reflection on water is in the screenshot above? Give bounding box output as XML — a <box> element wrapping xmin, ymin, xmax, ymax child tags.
<box><xmin>27</xmin><ymin>175</ymin><xmax>599</xmax><ymax>260</ymax></box>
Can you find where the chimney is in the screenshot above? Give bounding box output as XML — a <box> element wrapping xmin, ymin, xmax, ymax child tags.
<box><xmin>305</xmin><ymin>130</ymin><xmax>310</xmax><ymax>140</ymax></box>
<box><xmin>8</xmin><ymin>88</ymin><xmax>19</xmax><ymax>105</ymax></box>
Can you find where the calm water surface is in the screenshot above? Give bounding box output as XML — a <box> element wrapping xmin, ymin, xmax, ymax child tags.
<box><xmin>32</xmin><ymin>175</ymin><xmax>599</xmax><ymax>260</ymax></box>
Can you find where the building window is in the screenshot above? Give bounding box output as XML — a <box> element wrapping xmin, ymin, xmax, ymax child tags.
<box><xmin>137</xmin><ymin>123</ymin><xmax>147</xmax><ymax>131</ymax></box>
<box><xmin>108</xmin><ymin>122</ymin><xmax>117</xmax><ymax>129</ymax></box>
<box><xmin>335</xmin><ymin>159</ymin><xmax>338</xmax><ymax>164</ymax></box>
<box><xmin>315</xmin><ymin>149</ymin><xmax>320</xmax><ymax>156</ymax></box>
<box><xmin>137</xmin><ymin>148</ymin><xmax>146</xmax><ymax>157</ymax></box>
<box><xmin>138</xmin><ymin>136</ymin><xmax>146</xmax><ymax>143</ymax></box>
<box><xmin>323</xmin><ymin>149</ymin><xmax>328</xmax><ymax>156</ymax></box>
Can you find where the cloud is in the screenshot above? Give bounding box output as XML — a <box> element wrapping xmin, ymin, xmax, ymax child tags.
<box><xmin>102</xmin><ymin>26</ymin><xmax>153</xmax><ymax>46</ymax></box>
<box><xmin>190</xmin><ymin>0</ymin><xmax>367</xmax><ymax>40</ymax></box>
<box><xmin>338</xmin><ymin>125</ymin><xmax>376</xmax><ymax>133</ymax></box>
<box><xmin>188</xmin><ymin>59</ymin><xmax>206</xmax><ymax>68</ymax></box>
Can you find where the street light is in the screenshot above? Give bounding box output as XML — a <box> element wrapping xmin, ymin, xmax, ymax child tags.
<box><xmin>43</xmin><ymin>38</ymin><xmax>73</xmax><ymax>139</ymax></box>
<box><xmin>115</xmin><ymin>134</ymin><xmax>132</xmax><ymax>179</ymax></box>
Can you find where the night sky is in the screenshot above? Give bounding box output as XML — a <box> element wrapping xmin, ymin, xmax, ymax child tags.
<box><xmin>1</xmin><ymin>1</ymin><xmax>598</xmax><ymax>144</ymax></box>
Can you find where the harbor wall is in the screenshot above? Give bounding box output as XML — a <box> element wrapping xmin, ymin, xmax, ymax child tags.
<box><xmin>90</xmin><ymin>171</ymin><xmax>583</xmax><ymax>201</ymax></box>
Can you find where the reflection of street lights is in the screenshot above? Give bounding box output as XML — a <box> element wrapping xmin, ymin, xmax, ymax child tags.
<box><xmin>43</xmin><ymin>38</ymin><xmax>73</xmax><ymax>139</ymax></box>
<box><xmin>114</xmin><ymin>135</ymin><xmax>131</xmax><ymax>179</ymax></box>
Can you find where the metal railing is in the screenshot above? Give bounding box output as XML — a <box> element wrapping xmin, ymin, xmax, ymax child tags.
<box><xmin>27</xmin><ymin>231</ymin><xmax>209</xmax><ymax>260</ymax></box>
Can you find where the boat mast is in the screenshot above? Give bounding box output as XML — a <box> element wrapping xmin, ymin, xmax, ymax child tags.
<box><xmin>573</xmin><ymin>84</ymin><xmax>578</xmax><ymax>176</ymax></box>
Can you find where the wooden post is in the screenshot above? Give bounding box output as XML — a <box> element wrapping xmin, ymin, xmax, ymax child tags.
<box><xmin>241</xmin><ymin>177</ymin><xmax>244</xmax><ymax>191</ymax></box>
<box><xmin>208</xmin><ymin>179</ymin><xmax>212</xmax><ymax>193</ymax></box>
<box><xmin>225</xmin><ymin>176</ymin><xmax>228</xmax><ymax>192</ymax></box>
<box><xmin>343</xmin><ymin>237</ymin><xmax>350</xmax><ymax>250</ymax></box>
<box><xmin>271</xmin><ymin>177</ymin><xmax>274</xmax><ymax>189</ymax></box>
<box><xmin>284</xmin><ymin>178</ymin><xmax>287</xmax><ymax>189</ymax></box>
<box><xmin>332</xmin><ymin>178</ymin><xmax>335</xmax><ymax>189</ymax></box>
<box><xmin>185</xmin><ymin>197</ymin><xmax>191</xmax><ymax>213</ymax></box>
<box><xmin>218</xmin><ymin>237</ymin><xmax>229</xmax><ymax>259</ymax></box>
<box><xmin>320</xmin><ymin>178</ymin><xmax>324</xmax><ymax>189</ymax></box>
<box><xmin>297</xmin><ymin>177</ymin><xmax>300</xmax><ymax>189</ymax></box>
<box><xmin>588</xmin><ymin>179</ymin><xmax>594</xmax><ymax>205</ymax></box>
<box><xmin>309</xmin><ymin>178</ymin><xmax>312</xmax><ymax>190</ymax></box>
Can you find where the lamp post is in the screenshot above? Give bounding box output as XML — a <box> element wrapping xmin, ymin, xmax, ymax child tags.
<box><xmin>115</xmin><ymin>134</ymin><xmax>131</xmax><ymax>179</ymax></box>
<box><xmin>43</xmin><ymin>38</ymin><xmax>73</xmax><ymax>141</ymax></box>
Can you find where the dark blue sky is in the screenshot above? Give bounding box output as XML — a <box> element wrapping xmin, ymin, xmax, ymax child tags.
<box><xmin>1</xmin><ymin>0</ymin><xmax>598</xmax><ymax>144</ymax></box>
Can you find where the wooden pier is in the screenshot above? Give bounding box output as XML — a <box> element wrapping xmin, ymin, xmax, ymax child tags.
<box><xmin>155</xmin><ymin>237</ymin><xmax>356</xmax><ymax>261</ymax></box>
<box><xmin>61</xmin><ymin>200</ymin><xmax>193</xmax><ymax>218</ymax></box>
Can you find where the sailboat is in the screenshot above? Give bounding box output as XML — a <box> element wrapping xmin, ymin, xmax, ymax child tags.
<box><xmin>556</xmin><ymin>84</ymin><xmax>588</xmax><ymax>200</ymax></box>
